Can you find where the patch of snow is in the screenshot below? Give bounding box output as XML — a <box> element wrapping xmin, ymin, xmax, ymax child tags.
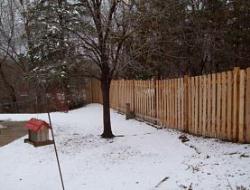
<box><xmin>0</xmin><ymin>104</ymin><xmax>249</xmax><ymax>190</ymax></box>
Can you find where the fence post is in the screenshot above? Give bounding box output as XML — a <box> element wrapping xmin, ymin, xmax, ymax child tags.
<box><xmin>154</xmin><ymin>79</ymin><xmax>158</xmax><ymax>125</ymax></box>
<box><xmin>183</xmin><ymin>75</ymin><xmax>189</xmax><ymax>133</ymax></box>
<box><xmin>126</xmin><ymin>103</ymin><xmax>135</xmax><ymax>120</ymax></box>
<box><xmin>232</xmin><ymin>67</ymin><xmax>240</xmax><ymax>141</ymax></box>
<box><xmin>238</xmin><ymin>70</ymin><xmax>246</xmax><ymax>143</ymax></box>
<box><xmin>245</xmin><ymin>68</ymin><xmax>250</xmax><ymax>143</ymax></box>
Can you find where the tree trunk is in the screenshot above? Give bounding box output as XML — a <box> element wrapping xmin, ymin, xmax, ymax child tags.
<box><xmin>100</xmin><ymin>77</ymin><xmax>114</xmax><ymax>138</ymax></box>
<box><xmin>0</xmin><ymin>66</ymin><xmax>18</xmax><ymax>112</ymax></box>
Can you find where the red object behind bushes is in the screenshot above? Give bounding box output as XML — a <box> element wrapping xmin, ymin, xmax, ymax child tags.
<box><xmin>25</xmin><ymin>118</ymin><xmax>50</xmax><ymax>132</ymax></box>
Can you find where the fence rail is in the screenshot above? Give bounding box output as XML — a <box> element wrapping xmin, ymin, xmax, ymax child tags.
<box><xmin>90</xmin><ymin>67</ymin><xmax>250</xmax><ymax>143</ymax></box>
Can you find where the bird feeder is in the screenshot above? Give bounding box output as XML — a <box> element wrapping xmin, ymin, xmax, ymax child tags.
<box><xmin>24</xmin><ymin>118</ymin><xmax>54</xmax><ymax>147</ymax></box>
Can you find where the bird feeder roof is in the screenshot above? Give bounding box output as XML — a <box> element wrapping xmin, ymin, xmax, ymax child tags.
<box><xmin>25</xmin><ymin>118</ymin><xmax>50</xmax><ymax>132</ymax></box>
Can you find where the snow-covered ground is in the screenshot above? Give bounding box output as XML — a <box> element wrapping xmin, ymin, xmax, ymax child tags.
<box><xmin>0</xmin><ymin>104</ymin><xmax>249</xmax><ymax>190</ymax></box>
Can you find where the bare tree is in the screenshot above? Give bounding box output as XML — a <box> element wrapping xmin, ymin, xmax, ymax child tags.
<box><xmin>0</xmin><ymin>0</ymin><xmax>25</xmax><ymax>111</ymax></box>
<box><xmin>70</xmin><ymin>0</ymin><xmax>135</xmax><ymax>138</ymax></box>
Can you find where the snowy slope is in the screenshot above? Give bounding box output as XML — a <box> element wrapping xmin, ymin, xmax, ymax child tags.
<box><xmin>0</xmin><ymin>104</ymin><xmax>249</xmax><ymax>190</ymax></box>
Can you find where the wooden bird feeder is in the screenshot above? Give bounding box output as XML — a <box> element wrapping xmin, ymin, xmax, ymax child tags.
<box><xmin>24</xmin><ymin>118</ymin><xmax>54</xmax><ymax>147</ymax></box>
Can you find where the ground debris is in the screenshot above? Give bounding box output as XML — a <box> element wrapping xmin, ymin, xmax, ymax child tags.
<box><xmin>155</xmin><ymin>176</ymin><xmax>169</xmax><ymax>188</ymax></box>
<box><xmin>179</xmin><ymin>134</ymin><xmax>190</xmax><ymax>143</ymax></box>
<box><xmin>224</xmin><ymin>152</ymin><xmax>240</xmax><ymax>156</ymax></box>
<box><xmin>224</xmin><ymin>152</ymin><xmax>250</xmax><ymax>158</ymax></box>
<box><xmin>188</xmin><ymin>183</ymin><xmax>193</xmax><ymax>190</ymax></box>
<box><xmin>240</xmin><ymin>153</ymin><xmax>250</xmax><ymax>158</ymax></box>
<box><xmin>184</xmin><ymin>143</ymin><xmax>201</xmax><ymax>154</ymax></box>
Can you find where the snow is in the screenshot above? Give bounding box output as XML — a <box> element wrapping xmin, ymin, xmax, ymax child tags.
<box><xmin>0</xmin><ymin>104</ymin><xmax>249</xmax><ymax>190</ymax></box>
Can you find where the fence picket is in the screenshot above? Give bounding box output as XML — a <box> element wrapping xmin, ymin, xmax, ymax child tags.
<box><xmin>246</xmin><ymin>68</ymin><xmax>250</xmax><ymax>143</ymax></box>
<box><xmin>232</xmin><ymin>68</ymin><xmax>240</xmax><ymax>141</ymax></box>
<box><xmin>226</xmin><ymin>72</ymin><xmax>233</xmax><ymax>140</ymax></box>
<box><xmin>194</xmin><ymin>77</ymin><xmax>199</xmax><ymax>135</ymax></box>
<box><xmin>221</xmin><ymin>72</ymin><xmax>227</xmax><ymax>139</ymax></box>
<box><xmin>216</xmin><ymin>73</ymin><xmax>222</xmax><ymax>138</ymax></box>
<box><xmin>207</xmin><ymin>74</ymin><xmax>212</xmax><ymax>137</ymax></box>
<box><xmin>199</xmin><ymin>76</ymin><xmax>202</xmax><ymax>135</ymax></box>
<box><xmin>239</xmin><ymin>70</ymin><xmax>246</xmax><ymax>143</ymax></box>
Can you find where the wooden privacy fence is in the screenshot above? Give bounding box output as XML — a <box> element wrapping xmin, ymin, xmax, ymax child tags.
<box><xmin>90</xmin><ymin>67</ymin><xmax>250</xmax><ymax>143</ymax></box>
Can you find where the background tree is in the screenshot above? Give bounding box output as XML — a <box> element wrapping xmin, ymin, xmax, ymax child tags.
<box><xmin>126</xmin><ymin>0</ymin><xmax>250</xmax><ymax>78</ymax></box>
<box><xmin>18</xmin><ymin>0</ymin><xmax>80</xmax><ymax>109</ymax></box>
<box><xmin>69</xmin><ymin>0</ymin><xmax>136</xmax><ymax>138</ymax></box>
<box><xmin>0</xmin><ymin>0</ymin><xmax>26</xmax><ymax>111</ymax></box>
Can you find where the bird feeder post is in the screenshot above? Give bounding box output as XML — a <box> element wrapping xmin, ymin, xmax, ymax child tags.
<box><xmin>126</xmin><ymin>103</ymin><xmax>135</xmax><ymax>120</ymax></box>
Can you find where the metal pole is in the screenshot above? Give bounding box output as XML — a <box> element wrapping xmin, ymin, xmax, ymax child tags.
<box><xmin>46</xmin><ymin>95</ymin><xmax>65</xmax><ymax>190</ymax></box>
